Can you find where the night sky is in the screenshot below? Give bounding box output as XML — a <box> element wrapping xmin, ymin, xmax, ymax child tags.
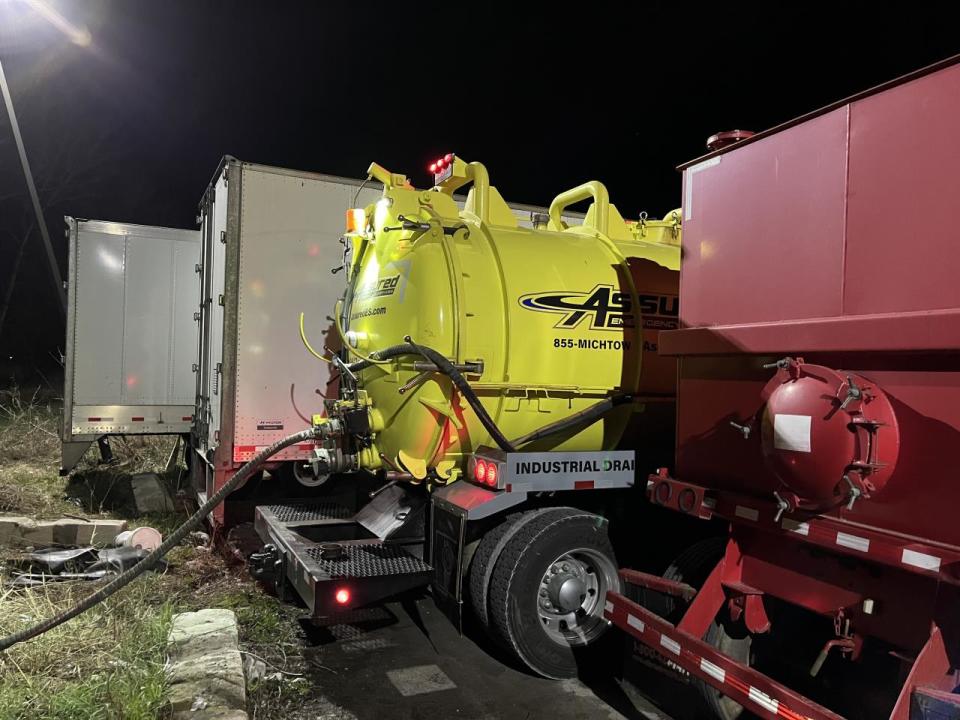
<box><xmin>1</xmin><ymin>1</ymin><xmax>959</xmax><ymax>377</ymax></box>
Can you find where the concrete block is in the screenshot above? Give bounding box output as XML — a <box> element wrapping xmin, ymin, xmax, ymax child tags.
<box><xmin>168</xmin><ymin>608</ymin><xmax>239</xmax><ymax>660</ymax></box>
<box><xmin>131</xmin><ymin>473</ymin><xmax>174</xmax><ymax>513</ymax></box>
<box><xmin>0</xmin><ymin>515</ymin><xmax>126</xmax><ymax>548</ymax></box>
<box><xmin>167</xmin><ymin>608</ymin><xmax>246</xmax><ymax>716</ymax></box>
<box><xmin>167</xmin><ymin>649</ymin><xmax>246</xmax><ymax>710</ymax></box>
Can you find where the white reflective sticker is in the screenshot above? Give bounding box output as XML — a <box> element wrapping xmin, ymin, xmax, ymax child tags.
<box><xmin>781</xmin><ymin>518</ymin><xmax>810</xmax><ymax>536</ymax></box>
<box><xmin>700</xmin><ymin>657</ymin><xmax>726</xmax><ymax>684</ymax></box>
<box><xmin>735</xmin><ymin>505</ymin><xmax>759</xmax><ymax>522</ymax></box>
<box><xmin>748</xmin><ymin>686</ymin><xmax>780</xmax><ymax>715</ymax></box>
<box><xmin>604</xmin><ymin>600</ymin><xmax>614</xmax><ymax>614</ymax></box>
<box><xmin>836</xmin><ymin>532</ymin><xmax>870</xmax><ymax>553</ymax></box>
<box><xmin>902</xmin><ymin>549</ymin><xmax>941</xmax><ymax>571</ymax></box>
<box><xmin>774</xmin><ymin>414</ymin><xmax>812</xmax><ymax>453</ymax></box>
<box><xmin>659</xmin><ymin>634</ymin><xmax>681</xmax><ymax>656</ymax></box>
<box><xmin>627</xmin><ymin>615</ymin><xmax>645</xmax><ymax>632</ymax></box>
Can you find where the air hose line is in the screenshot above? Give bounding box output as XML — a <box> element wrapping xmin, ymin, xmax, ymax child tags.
<box><xmin>0</xmin><ymin>427</ymin><xmax>322</xmax><ymax>653</ymax></box>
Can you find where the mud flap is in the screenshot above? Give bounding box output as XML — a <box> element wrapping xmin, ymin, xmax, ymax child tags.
<box><xmin>430</xmin><ymin>497</ymin><xmax>467</xmax><ymax>633</ymax></box>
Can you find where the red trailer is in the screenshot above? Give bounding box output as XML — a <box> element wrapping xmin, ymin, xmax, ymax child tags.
<box><xmin>606</xmin><ymin>56</ymin><xmax>960</xmax><ymax>720</ymax></box>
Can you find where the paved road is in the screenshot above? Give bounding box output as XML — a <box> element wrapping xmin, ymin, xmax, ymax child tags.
<box><xmin>296</xmin><ymin>593</ymin><xmax>699</xmax><ymax>720</ymax></box>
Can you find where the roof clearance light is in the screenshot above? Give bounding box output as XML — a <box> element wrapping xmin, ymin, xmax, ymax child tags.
<box><xmin>444</xmin><ymin>153</ymin><xmax>453</xmax><ymax>163</ymax></box>
<box><xmin>345</xmin><ymin>208</ymin><xmax>366</xmax><ymax>234</ymax></box>
<box><xmin>335</xmin><ymin>588</ymin><xmax>350</xmax><ymax>605</ymax></box>
<box><xmin>486</xmin><ymin>463</ymin><xmax>498</xmax><ymax>487</ymax></box>
<box><xmin>429</xmin><ymin>162</ymin><xmax>437</xmax><ymax>173</ymax></box>
<box><xmin>475</xmin><ymin>459</ymin><xmax>487</xmax><ymax>484</ymax></box>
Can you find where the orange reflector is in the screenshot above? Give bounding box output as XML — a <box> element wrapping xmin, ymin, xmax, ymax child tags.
<box><xmin>335</xmin><ymin>588</ymin><xmax>350</xmax><ymax>605</ymax></box>
<box><xmin>345</xmin><ymin>208</ymin><xmax>366</xmax><ymax>233</ymax></box>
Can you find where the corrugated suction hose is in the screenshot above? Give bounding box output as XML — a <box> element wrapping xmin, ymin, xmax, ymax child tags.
<box><xmin>0</xmin><ymin>427</ymin><xmax>322</xmax><ymax>652</ymax></box>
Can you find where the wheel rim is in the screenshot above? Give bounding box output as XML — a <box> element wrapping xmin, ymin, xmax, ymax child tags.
<box><xmin>535</xmin><ymin>547</ymin><xmax>618</xmax><ymax>647</ymax></box>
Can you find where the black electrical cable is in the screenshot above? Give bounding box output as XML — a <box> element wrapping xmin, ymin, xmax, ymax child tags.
<box><xmin>0</xmin><ymin>427</ymin><xmax>322</xmax><ymax>653</ymax></box>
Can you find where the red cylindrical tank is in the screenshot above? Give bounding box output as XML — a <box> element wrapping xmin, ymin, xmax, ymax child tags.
<box><xmin>759</xmin><ymin>358</ymin><xmax>900</xmax><ymax>509</ymax></box>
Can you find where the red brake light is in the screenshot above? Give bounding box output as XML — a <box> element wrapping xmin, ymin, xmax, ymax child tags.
<box><xmin>475</xmin><ymin>459</ymin><xmax>487</xmax><ymax>484</ymax></box>
<box><xmin>335</xmin><ymin>588</ymin><xmax>350</xmax><ymax>605</ymax></box>
<box><xmin>486</xmin><ymin>463</ymin><xmax>498</xmax><ymax>487</ymax></box>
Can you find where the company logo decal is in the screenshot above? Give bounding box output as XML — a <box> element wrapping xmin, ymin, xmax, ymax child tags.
<box><xmin>355</xmin><ymin>275</ymin><xmax>400</xmax><ymax>301</ymax></box>
<box><xmin>519</xmin><ymin>284</ymin><xmax>678</xmax><ymax>331</ymax></box>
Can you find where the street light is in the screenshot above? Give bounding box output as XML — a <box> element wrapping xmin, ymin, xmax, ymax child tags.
<box><xmin>0</xmin><ymin>0</ymin><xmax>93</xmax><ymax>320</ymax></box>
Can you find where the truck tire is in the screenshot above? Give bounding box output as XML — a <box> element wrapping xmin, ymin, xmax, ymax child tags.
<box><xmin>657</xmin><ymin>538</ymin><xmax>750</xmax><ymax>720</ymax></box>
<box><xmin>469</xmin><ymin>508</ymin><xmax>575</xmax><ymax>629</ymax></box>
<box><xmin>698</xmin><ymin>620</ymin><xmax>752</xmax><ymax>720</ymax></box>
<box><xmin>468</xmin><ymin>512</ymin><xmax>524</xmax><ymax>628</ymax></box>
<box><xmin>487</xmin><ymin>508</ymin><xmax>619</xmax><ymax>679</ymax></box>
<box><xmin>648</xmin><ymin>536</ymin><xmax>727</xmax><ymax>621</ymax></box>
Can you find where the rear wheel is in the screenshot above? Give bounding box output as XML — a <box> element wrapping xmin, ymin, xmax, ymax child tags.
<box><xmin>486</xmin><ymin>508</ymin><xmax>619</xmax><ymax>678</ymax></box>
<box><xmin>699</xmin><ymin>620</ymin><xmax>753</xmax><ymax>720</ymax></box>
<box><xmin>651</xmin><ymin>537</ymin><xmax>750</xmax><ymax>720</ymax></box>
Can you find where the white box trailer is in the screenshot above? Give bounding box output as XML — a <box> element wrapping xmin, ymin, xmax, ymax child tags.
<box><xmin>193</xmin><ymin>157</ymin><xmax>581</xmax><ymax>524</ymax></box>
<box><xmin>60</xmin><ymin>218</ymin><xmax>200</xmax><ymax>473</ymax></box>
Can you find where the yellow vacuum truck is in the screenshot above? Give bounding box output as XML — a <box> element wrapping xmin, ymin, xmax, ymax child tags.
<box><xmin>251</xmin><ymin>154</ymin><xmax>680</xmax><ymax>678</ymax></box>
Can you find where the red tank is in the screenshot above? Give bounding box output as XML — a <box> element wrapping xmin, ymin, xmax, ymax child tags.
<box><xmin>606</xmin><ymin>56</ymin><xmax>960</xmax><ymax>720</ymax></box>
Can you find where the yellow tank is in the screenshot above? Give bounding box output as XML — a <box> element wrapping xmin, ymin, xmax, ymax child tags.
<box><xmin>327</xmin><ymin>156</ymin><xmax>680</xmax><ymax>484</ymax></box>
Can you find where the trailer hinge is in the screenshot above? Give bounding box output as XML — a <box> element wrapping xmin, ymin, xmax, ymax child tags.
<box><xmin>213</xmin><ymin>363</ymin><xmax>222</xmax><ymax>394</ymax></box>
<box><xmin>195</xmin><ymin>262</ymin><xmax>202</xmax><ymax>273</ymax></box>
<box><xmin>192</xmin><ymin>363</ymin><xmax>199</xmax><ymax>373</ymax></box>
<box><xmin>193</xmin><ymin>311</ymin><xmax>200</xmax><ymax>321</ymax></box>
<box><xmin>219</xmin><ymin>230</ymin><xmax>226</xmax><ymax>244</ymax></box>
<box><xmin>218</xmin><ymin>294</ymin><xmax>224</xmax><ymax>307</ymax></box>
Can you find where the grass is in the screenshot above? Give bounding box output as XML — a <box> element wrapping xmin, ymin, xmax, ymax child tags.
<box><xmin>0</xmin><ymin>382</ymin><xmax>310</xmax><ymax>719</ymax></box>
<box><xmin>0</xmin><ymin>577</ymin><xmax>172</xmax><ymax>720</ymax></box>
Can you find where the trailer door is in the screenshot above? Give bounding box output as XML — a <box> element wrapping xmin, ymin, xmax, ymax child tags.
<box><xmin>61</xmin><ymin>218</ymin><xmax>200</xmax><ymax>473</ymax></box>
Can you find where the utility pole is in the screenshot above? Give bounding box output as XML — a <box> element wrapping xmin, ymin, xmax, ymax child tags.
<box><xmin>0</xmin><ymin>54</ymin><xmax>67</xmax><ymax>319</ymax></box>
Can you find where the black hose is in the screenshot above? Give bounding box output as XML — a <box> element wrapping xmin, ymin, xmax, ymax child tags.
<box><xmin>400</xmin><ymin>337</ymin><xmax>516</xmax><ymax>453</ymax></box>
<box><xmin>511</xmin><ymin>394</ymin><xmax>634</xmax><ymax>447</ymax></box>
<box><xmin>0</xmin><ymin>427</ymin><xmax>321</xmax><ymax>652</ymax></box>
<box><xmin>349</xmin><ymin>341</ymin><xmax>633</xmax><ymax>454</ymax></box>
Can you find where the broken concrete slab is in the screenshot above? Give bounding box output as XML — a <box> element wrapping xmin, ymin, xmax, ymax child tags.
<box><xmin>0</xmin><ymin>516</ymin><xmax>126</xmax><ymax>548</ymax></box>
<box><xmin>167</xmin><ymin>649</ymin><xmax>246</xmax><ymax>711</ymax></box>
<box><xmin>131</xmin><ymin>473</ymin><xmax>174</xmax><ymax>513</ymax></box>
<box><xmin>167</xmin><ymin>609</ymin><xmax>247</xmax><ymax>720</ymax></box>
<box><xmin>168</xmin><ymin>608</ymin><xmax>239</xmax><ymax>660</ymax></box>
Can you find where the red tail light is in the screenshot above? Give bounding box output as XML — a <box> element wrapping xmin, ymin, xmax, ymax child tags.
<box><xmin>335</xmin><ymin>588</ymin><xmax>350</xmax><ymax>605</ymax></box>
<box><xmin>475</xmin><ymin>459</ymin><xmax>487</xmax><ymax>484</ymax></box>
<box><xmin>486</xmin><ymin>463</ymin><xmax>498</xmax><ymax>487</ymax></box>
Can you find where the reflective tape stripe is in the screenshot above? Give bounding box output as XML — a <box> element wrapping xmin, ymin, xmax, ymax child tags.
<box><xmin>836</xmin><ymin>532</ymin><xmax>870</xmax><ymax>552</ymax></box>
<box><xmin>735</xmin><ymin>505</ymin><xmax>759</xmax><ymax>522</ymax></box>
<box><xmin>604</xmin><ymin>600</ymin><xmax>613</xmax><ymax>614</ymax></box>
<box><xmin>748</xmin><ymin>686</ymin><xmax>780</xmax><ymax>715</ymax></box>
<box><xmin>902</xmin><ymin>548</ymin><xmax>941</xmax><ymax>571</ymax></box>
<box><xmin>627</xmin><ymin>615</ymin><xmax>644</xmax><ymax>632</ymax></box>
<box><xmin>781</xmin><ymin>518</ymin><xmax>809</xmax><ymax>536</ymax></box>
<box><xmin>700</xmin><ymin>657</ymin><xmax>726</xmax><ymax>684</ymax></box>
<box><xmin>659</xmin><ymin>634</ymin><xmax>681</xmax><ymax>656</ymax></box>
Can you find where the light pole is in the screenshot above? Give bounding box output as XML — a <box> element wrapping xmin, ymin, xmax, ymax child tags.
<box><xmin>0</xmin><ymin>55</ymin><xmax>66</xmax><ymax>317</ymax></box>
<box><xmin>0</xmin><ymin>0</ymin><xmax>92</xmax><ymax>321</ymax></box>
